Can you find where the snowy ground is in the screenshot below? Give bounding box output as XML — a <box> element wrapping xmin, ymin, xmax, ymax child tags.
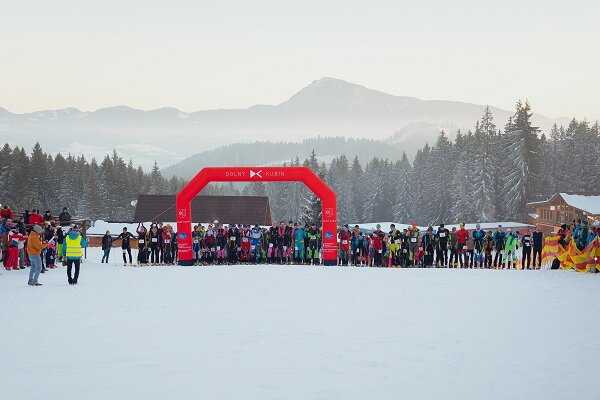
<box><xmin>1</xmin><ymin>248</ymin><xmax>599</xmax><ymax>400</ymax></box>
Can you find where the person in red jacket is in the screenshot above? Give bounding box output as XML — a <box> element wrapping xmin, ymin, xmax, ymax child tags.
<box><xmin>1</xmin><ymin>205</ymin><xmax>14</xmax><ymax>221</ymax></box>
<box><xmin>456</xmin><ymin>222</ymin><xmax>470</xmax><ymax>268</ymax></box>
<box><xmin>6</xmin><ymin>226</ymin><xmax>25</xmax><ymax>271</ymax></box>
<box><xmin>29</xmin><ymin>210</ymin><xmax>44</xmax><ymax>225</ymax></box>
<box><xmin>339</xmin><ymin>225</ymin><xmax>352</xmax><ymax>266</ymax></box>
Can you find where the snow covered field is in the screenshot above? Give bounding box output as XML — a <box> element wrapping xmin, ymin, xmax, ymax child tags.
<box><xmin>1</xmin><ymin>247</ymin><xmax>599</xmax><ymax>400</ymax></box>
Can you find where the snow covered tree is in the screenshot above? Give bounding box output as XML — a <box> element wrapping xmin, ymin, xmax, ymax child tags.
<box><xmin>500</xmin><ymin>100</ymin><xmax>541</xmax><ymax>221</ymax></box>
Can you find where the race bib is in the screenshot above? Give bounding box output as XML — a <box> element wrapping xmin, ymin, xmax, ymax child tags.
<box><xmin>211</xmin><ymin>247</ymin><xmax>215</xmax><ymax>251</ymax></box>
<box><xmin>403</xmin><ymin>249</ymin><xmax>407</xmax><ymax>253</ymax></box>
<box><xmin>122</xmin><ymin>250</ymin><xmax>126</xmax><ymax>254</ymax></box>
<box><xmin>525</xmin><ymin>243</ymin><xmax>530</xmax><ymax>247</ymax></box>
<box><xmin>411</xmin><ymin>238</ymin><xmax>417</xmax><ymax>243</ymax></box>
<box><xmin>418</xmin><ymin>247</ymin><xmax>423</xmax><ymax>251</ymax></box>
<box><xmin>283</xmin><ymin>246</ymin><xmax>288</xmax><ymax>250</ymax></box>
<box><xmin>342</xmin><ymin>240</ymin><xmax>348</xmax><ymax>245</ymax></box>
<box><xmin>500</xmin><ymin>250</ymin><xmax>504</xmax><ymax>254</ymax></box>
<box><xmin>251</xmin><ymin>245</ymin><xmax>255</xmax><ymax>250</ymax></box>
<box><xmin>151</xmin><ymin>238</ymin><xmax>158</xmax><ymax>243</ymax></box>
<box><xmin>269</xmin><ymin>243</ymin><xmax>273</xmax><ymax>248</ymax></box>
<box><xmin>439</xmin><ymin>233</ymin><xmax>446</xmax><ymax>238</ymax></box>
<box><xmin>193</xmin><ymin>239</ymin><xmax>199</xmax><ymax>244</ymax></box>
<box><xmin>230</xmin><ymin>237</ymin><xmax>236</xmax><ymax>242</ymax></box>
<box><xmin>395</xmin><ymin>239</ymin><xmax>401</xmax><ymax>244</ymax></box>
<box><xmin>356</xmin><ymin>249</ymin><xmax>360</xmax><ymax>253</ymax></box>
<box><xmin>242</xmin><ymin>238</ymin><xmax>249</xmax><ymax>242</ymax></box>
<box><xmin>165</xmin><ymin>240</ymin><xmax>171</xmax><ymax>244</ymax></box>
<box><xmin>138</xmin><ymin>239</ymin><xmax>144</xmax><ymax>244</ymax></box>
<box><xmin>217</xmin><ymin>246</ymin><xmax>221</xmax><ymax>251</ymax></box>
<box><xmin>378</xmin><ymin>250</ymin><xmax>382</xmax><ymax>254</ymax></box>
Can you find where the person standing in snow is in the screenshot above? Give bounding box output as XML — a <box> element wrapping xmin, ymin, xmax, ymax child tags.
<box><xmin>407</xmin><ymin>222</ymin><xmax>420</xmax><ymax>267</ymax></box>
<box><xmin>532</xmin><ymin>226</ymin><xmax>544</xmax><ymax>269</ymax></box>
<box><xmin>448</xmin><ymin>227</ymin><xmax>458</xmax><ymax>268</ymax></box>
<box><xmin>115</xmin><ymin>227</ymin><xmax>135</xmax><ymax>266</ymax></box>
<box><xmin>521</xmin><ymin>229</ymin><xmax>533</xmax><ymax>269</ymax></box>
<box><xmin>136</xmin><ymin>224</ymin><xmax>148</xmax><ymax>265</ymax></box>
<box><xmin>493</xmin><ymin>225</ymin><xmax>506</xmax><ymax>269</ymax></box>
<box><xmin>6</xmin><ymin>226</ymin><xmax>25</xmax><ymax>271</ymax></box>
<box><xmin>472</xmin><ymin>224</ymin><xmax>485</xmax><ymax>268</ymax></box>
<box><xmin>27</xmin><ymin>225</ymin><xmax>48</xmax><ymax>286</ymax></box>
<box><xmin>101</xmin><ymin>230</ymin><xmax>113</xmax><ymax>263</ymax></box>
<box><xmin>503</xmin><ymin>228</ymin><xmax>519</xmax><ymax>269</ymax></box>
<box><xmin>62</xmin><ymin>225</ymin><xmax>87</xmax><ymax>285</ymax></box>
<box><xmin>456</xmin><ymin>222</ymin><xmax>469</xmax><ymax>268</ymax></box>
<box><xmin>436</xmin><ymin>224</ymin><xmax>450</xmax><ymax>267</ymax></box>
<box><xmin>483</xmin><ymin>231</ymin><xmax>495</xmax><ymax>268</ymax></box>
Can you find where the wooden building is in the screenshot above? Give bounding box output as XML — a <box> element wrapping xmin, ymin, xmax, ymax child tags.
<box><xmin>133</xmin><ymin>195</ymin><xmax>272</xmax><ymax>226</ymax></box>
<box><xmin>527</xmin><ymin>192</ymin><xmax>600</xmax><ymax>233</ymax></box>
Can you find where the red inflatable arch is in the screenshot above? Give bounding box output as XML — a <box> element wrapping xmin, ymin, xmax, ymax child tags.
<box><xmin>176</xmin><ymin>167</ymin><xmax>338</xmax><ymax>266</ymax></box>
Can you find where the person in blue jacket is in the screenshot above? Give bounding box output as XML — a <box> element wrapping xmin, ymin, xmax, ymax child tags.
<box><xmin>293</xmin><ymin>222</ymin><xmax>306</xmax><ymax>264</ymax></box>
<box><xmin>472</xmin><ymin>224</ymin><xmax>486</xmax><ymax>268</ymax></box>
<box><xmin>493</xmin><ymin>225</ymin><xmax>506</xmax><ymax>268</ymax></box>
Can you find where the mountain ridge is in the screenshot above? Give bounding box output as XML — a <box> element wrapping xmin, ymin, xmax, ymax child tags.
<box><xmin>0</xmin><ymin>77</ymin><xmax>582</xmax><ymax>171</ymax></box>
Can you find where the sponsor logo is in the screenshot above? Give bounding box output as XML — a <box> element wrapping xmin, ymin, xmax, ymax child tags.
<box><xmin>225</xmin><ymin>171</ymin><xmax>246</xmax><ymax>177</ymax></box>
<box><xmin>324</xmin><ymin>208</ymin><xmax>334</xmax><ymax>218</ymax></box>
<box><xmin>250</xmin><ymin>169</ymin><xmax>263</xmax><ymax>179</ymax></box>
<box><xmin>179</xmin><ymin>232</ymin><xmax>188</xmax><ymax>239</ymax></box>
<box><xmin>177</xmin><ymin>208</ymin><xmax>187</xmax><ymax>219</ymax></box>
<box><xmin>325</xmin><ymin>230</ymin><xmax>334</xmax><ymax>239</ymax></box>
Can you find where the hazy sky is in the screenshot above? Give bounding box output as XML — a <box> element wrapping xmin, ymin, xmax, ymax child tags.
<box><xmin>2</xmin><ymin>0</ymin><xmax>599</xmax><ymax>119</ymax></box>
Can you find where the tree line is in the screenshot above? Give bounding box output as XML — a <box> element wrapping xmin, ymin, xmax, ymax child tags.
<box><xmin>247</xmin><ymin>101</ymin><xmax>600</xmax><ymax>225</ymax></box>
<box><xmin>1</xmin><ymin>100</ymin><xmax>598</xmax><ymax>225</ymax></box>
<box><xmin>0</xmin><ymin>146</ymin><xmax>228</xmax><ymax>221</ymax></box>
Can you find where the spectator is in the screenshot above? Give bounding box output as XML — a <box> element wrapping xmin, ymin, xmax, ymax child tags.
<box><xmin>27</xmin><ymin>225</ymin><xmax>47</xmax><ymax>286</ymax></box>
<box><xmin>56</xmin><ymin>227</ymin><xmax>65</xmax><ymax>262</ymax></box>
<box><xmin>101</xmin><ymin>230</ymin><xmax>113</xmax><ymax>263</ymax></box>
<box><xmin>23</xmin><ymin>210</ymin><xmax>31</xmax><ymax>225</ymax></box>
<box><xmin>1</xmin><ymin>205</ymin><xmax>14</xmax><ymax>220</ymax></box>
<box><xmin>6</xmin><ymin>226</ymin><xmax>25</xmax><ymax>271</ymax></box>
<box><xmin>62</xmin><ymin>225</ymin><xmax>87</xmax><ymax>285</ymax></box>
<box><xmin>59</xmin><ymin>207</ymin><xmax>71</xmax><ymax>227</ymax></box>
<box><xmin>30</xmin><ymin>210</ymin><xmax>44</xmax><ymax>225</ymax></box>
<box><xmin>44</xmin><ymin>210</ymin><xmax>54</xmax><ymax>222</ymax></box>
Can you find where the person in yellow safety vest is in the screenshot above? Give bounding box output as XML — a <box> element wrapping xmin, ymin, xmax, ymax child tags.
<box><xmin>62</xmin><ymin>225</ymin><xmax>87</xmax><ymax>285</ymax></box>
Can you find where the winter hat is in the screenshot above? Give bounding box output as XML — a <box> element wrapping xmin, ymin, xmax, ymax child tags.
<box><xmin>33</xmin><ymin>225</ymin><xmax>42</xmax><ymax>233</ymax></box>
<box><xmin>72</xmin><ymin>225</ymin><xmax>80</xmax><ymax>232</ymax></box>
<box><xmin>476</xmin><ymin>223</ymin><xmax>481</xmax><ymax>228</ymax></box>
<box><xmin>390</xmin><ymin>224</ymin><xmax>395</xmax><ymax>228</ymax></box>
<box><xmin>460</xmin><ymin>222</ymin><xmax>465</xmax><ymax>227</ymax></box>
<box><xmin>376</xmin><ymin>224</ymin><xmax>381</xmax><ymax>229</ymax></box>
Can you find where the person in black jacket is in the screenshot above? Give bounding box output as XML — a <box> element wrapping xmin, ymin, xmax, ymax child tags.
<box><xmin>58</xmin><ymin>207</ymin><xmax>71</xmax><ymax>227</ymax></box>
<box><xmin>101</xmin><ymin>230</ymin><xmax>113</xmax><ymax>263</ymax></box>
<box><xmin>56</xmin><ymin>227</ymin><xmax>65</xmax><ymax>262</ymax></box>
<box><xmin>115</xmin><ymin>227</ymin><xmax>135</xmax><ymax>265</ymax></box>
<box><xmin>532</xmin><ymin>226</ymin><xmax>544</xmax><ymax>269</ymax></box>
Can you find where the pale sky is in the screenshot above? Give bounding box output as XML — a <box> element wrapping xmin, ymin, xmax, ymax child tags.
<box><xmin>2</xmin><ymin>0</ymin><xmax>599</xmax><ymax>119</ymax></box>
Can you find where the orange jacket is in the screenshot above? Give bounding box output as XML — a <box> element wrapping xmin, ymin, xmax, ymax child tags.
<box><xmin>27</xmin><ymin>231</ymin><xmax>47</xmax><ymax>256</ymax></box>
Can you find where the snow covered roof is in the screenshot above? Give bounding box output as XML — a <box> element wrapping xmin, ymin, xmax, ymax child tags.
<box><xmin>559</xmin><ymin>193</ymin><xmax>600</xmax><ymax>215</ymax></box>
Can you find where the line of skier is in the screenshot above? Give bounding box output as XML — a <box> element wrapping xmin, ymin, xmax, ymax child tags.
<box><xmin>100</xmin><ymin>218</ymin><xmax>550</xmax><ymax>269</ymax></box>
<box><xmin>345</xmin><ymin>222</ymin><xmax>545</xmax><ymax>269</ymax></box>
